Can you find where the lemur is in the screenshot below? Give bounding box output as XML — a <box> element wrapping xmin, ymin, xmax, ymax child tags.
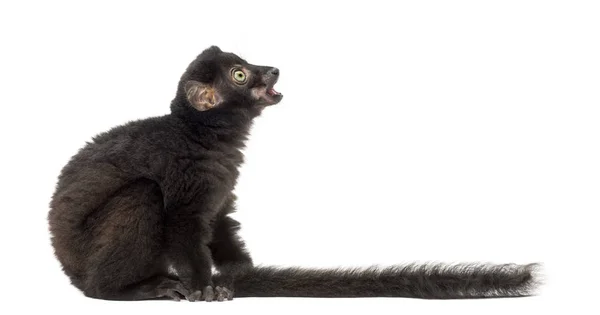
<box><xmin>48</xmin><ymin>46</ymin><xmax>540</xmax><ymax>301</ymax></box>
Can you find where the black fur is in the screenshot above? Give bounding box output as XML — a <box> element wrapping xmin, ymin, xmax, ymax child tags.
<box><xmin>223</xmin><ymin>263</ymin><xmax>541</xmax><ymax>299</ymax></box>
<box><xmin>48</xmin><ymin>46</ymin><xmax>541</xmax><ymax>301</ymax></box>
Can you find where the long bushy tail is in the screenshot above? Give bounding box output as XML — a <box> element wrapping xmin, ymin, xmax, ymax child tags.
<box><xmin>229</xmin><ymin>262</ymin><xmax>541</xmax><ymax>299</ymax></box>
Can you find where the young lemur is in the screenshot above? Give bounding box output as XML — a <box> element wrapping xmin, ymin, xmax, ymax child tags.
<box><xmin>48</xmin><ymin>46</ymin><xmax>540</xmax><ymax>301</ymax></box>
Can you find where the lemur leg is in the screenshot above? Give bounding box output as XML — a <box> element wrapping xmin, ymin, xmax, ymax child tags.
<box><xmin>161</xmin><ymin>166</ymin><xmax>225</xmax><ymax>302</ymax></box>
<box><xmin>209</xmin><ymin>210</ymin><xmax>253</xmax><ymax>301</ymax></box>
<box><xmin>83</xmin><ymin>180</ymin><xmax>190</xmax><ymax>301</ymax></box>
<box><xmin>165</xmin><ymin>213</ymin><xmax>215</xmax><ymax>302</ymax></box>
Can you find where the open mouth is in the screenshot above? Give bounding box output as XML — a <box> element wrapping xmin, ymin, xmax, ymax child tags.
<box><xmin>267</xmin><ymin>87</ymin><xmax>281</xmax><ymax>97</ymax></box>
<box><xmin>256</xmin><ymin>82</ymin><xmax>283</xmax><ymax>106</ymax></box>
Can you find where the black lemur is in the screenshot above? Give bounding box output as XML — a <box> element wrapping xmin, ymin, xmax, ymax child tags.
<box><xmin>48</xmin><ymin>46</ymin><xmax>540</xmax><ymax>302</ymax></box>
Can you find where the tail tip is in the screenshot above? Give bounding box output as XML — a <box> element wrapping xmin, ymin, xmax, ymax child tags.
<box><xmin>522</xmin><ymin>262</ymin><xmax>544</xmax><ymax>296</ymax></box>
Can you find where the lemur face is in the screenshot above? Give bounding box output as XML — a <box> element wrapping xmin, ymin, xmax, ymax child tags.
<box><xmin>183</xmin><ymin>46</ymin><xmax>283</xmax><ymax>111</ymax></box>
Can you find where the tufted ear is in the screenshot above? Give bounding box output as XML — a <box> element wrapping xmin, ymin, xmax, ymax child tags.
<box><xmin>184</xmin><ymin>80</ymin><xmax>222</xmax><ymax>111</ymax></box>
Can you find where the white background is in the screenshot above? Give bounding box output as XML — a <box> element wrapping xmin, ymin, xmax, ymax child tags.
<box><xmin>1</xmin><ymin>0</ymin><xmax>598</xmax><ymax>313</ymax></box>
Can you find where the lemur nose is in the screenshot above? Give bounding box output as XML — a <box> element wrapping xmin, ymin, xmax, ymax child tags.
<box><xmin>268</xmin><ymin>68</ymin><xmax>279</xmax><ymax>76</ymax></box>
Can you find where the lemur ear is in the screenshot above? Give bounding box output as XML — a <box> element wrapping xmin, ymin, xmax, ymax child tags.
<box><xmin>184</xmin><ymin>80</ymin><xmax>222</xmax><ymax>111</ymax></box>
<box><xmin>206</xmin><ymin>45</ymin><xmax>222</xmax><ymax>54</ymax></box>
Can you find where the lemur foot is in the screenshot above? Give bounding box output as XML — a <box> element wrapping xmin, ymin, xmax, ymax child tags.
<box><xmin>187</xmin><ymin>286</ymin><xmax>215</xmax><ymax>302</ymax></box>
<box><xmin>157</xmin><ymin>281</ymin><xmax>189</xmax><ymax>301</ymax></box>
<box><xmin>215</xmin><ymin>286</ymin><xmax>234</xmax><ymax>301</ymax></box>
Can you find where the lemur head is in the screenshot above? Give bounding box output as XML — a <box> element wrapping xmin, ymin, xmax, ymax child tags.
<box><xmin>175</xmin><ymin>46</ymin><xmax>282</xmax><ymax>113</ymax></box>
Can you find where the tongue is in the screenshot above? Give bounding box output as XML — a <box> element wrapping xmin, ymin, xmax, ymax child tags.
<box><xmin>267</xmin><ymin>88</ymin><xmax>280</xmax><ymax>96</ymax></box>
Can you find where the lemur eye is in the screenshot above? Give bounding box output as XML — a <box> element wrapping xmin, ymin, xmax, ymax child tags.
<box><xmin>232</xmin><ymin>69</ymin><xmax>247</xmax><ymax>84</ymax></box>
